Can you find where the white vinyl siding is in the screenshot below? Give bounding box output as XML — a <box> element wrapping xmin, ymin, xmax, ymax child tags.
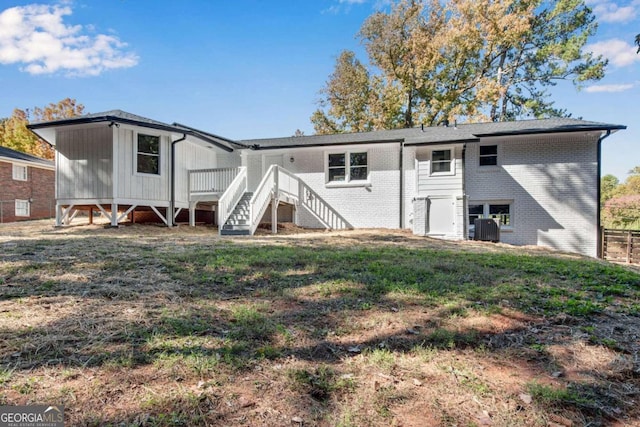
<box><xmin>56</xmin><ymin>127</ymin><xmax>114</xmax><ymax>199</ymax></box>
<box><xmin>114</xmin><ymin>128</ymin><xmax>168</xmax><ymax>202</ymax></box>
<box><xmin>12</xmin><ymin>164</ymin><xmax>27</xmax><ymax>181</ymax></box>
<box><xmin>415</xmin><ymin>145</ymin><xmax>463</xmax><ymax>197</ymax></box>
<box><xmin>173</xmin><ymin>140</ymin><xmax>220</xmax><ymax>207</ymax></box>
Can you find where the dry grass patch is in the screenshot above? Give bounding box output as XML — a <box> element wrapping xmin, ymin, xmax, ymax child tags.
<box><xmin>1</xmin><ymin>220</ymin><xmax>639</xmax><ymax>426</ymax></box>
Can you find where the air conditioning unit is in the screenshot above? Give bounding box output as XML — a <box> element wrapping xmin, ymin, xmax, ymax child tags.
<box><xmin>474</xmin><ymin>218</ymin><xmax>500</xmax><ymax>242</ymax></box>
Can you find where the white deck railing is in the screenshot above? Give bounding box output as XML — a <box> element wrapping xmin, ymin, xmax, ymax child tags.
<box><xmin>248</xmin><ymin>165</ymin><xmax>302</xmax><ymax>235</ymax></box>
<box><xmin>189</xmin><ymin>167</ymin><xmax>241</xmax><ymax>194</ymax></box>
<box><xmin>217</xmin><ymin>167</ymin><xmax>247</xmax><ymax>232</ymax></box>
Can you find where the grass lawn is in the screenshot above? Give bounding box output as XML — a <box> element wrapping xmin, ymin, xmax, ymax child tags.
<box><xmin>1</xmin><ymin>220</ymin><xmax>639</xmax><ymax>426</ymax></box>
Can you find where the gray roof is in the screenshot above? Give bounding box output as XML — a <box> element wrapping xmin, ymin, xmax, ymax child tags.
<box><xmin>242</xmin><ymin>118</ymin><xmax>626</xmax><ymax>149</ymax></box>
<box><xmin>27</xmin><ymin>110</ymin><xmax>241</xmax><ymax>152</ymax></box>
<box><xmin>0</xmin><ymin>145</ymin><xmax>54</xmax><ymax>168</ymax></box>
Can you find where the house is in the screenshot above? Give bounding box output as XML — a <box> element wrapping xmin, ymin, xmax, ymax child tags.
<box><xmin>0</xmin><ymin>145</ymin><xmax>55</xmax><ymax>223</ymax></box>
<box><xmin>28</xmin><ymin>111</ymin><xmax>625</xmax><ymax>258</ymax></box>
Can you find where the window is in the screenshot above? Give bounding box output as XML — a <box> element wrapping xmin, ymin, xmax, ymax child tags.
<box><xmin>328</xmin><ymin>153</ymin><xmax>346</xmax><ymax>182</ymax></box>
<box><xmin>137</xmin><ymin>134</ymin><xmax>160</xmax><ymax>175</ymax></box>
<box><xmin>431</xmin><ymin>149</ymin><xmax>452</xmax><ymax>174</ymax></box>
<box><xmin>468</xmin><ymin>204</ymin><xmax>484</xmax><ymax>227</ymax></box>
<box><xmin>489</xmin><ymin>204</ymin><xmax>511</xmax><ymax>226</ymax></box>
<box><xmin>12</xmin><ymin>164</ymin><xmax>27</xmax><ymax>181</ymax></box>
<box><xmin>15</xmin><ymin>199</ymin><xmax>30</xmax><ymax>217</ymax></box>
<box><xmin>468</xmin><ymin>202</ymin><xmax>512</xmax><ymax>228</ymax></box>
<box><xmin>479</xmin><ymin>145</ymin><xmax>498</xmax><ymax>166</ymax></box>
<box><xmin>326</xmin><ymin>151</ymin><xmax>368</xmax><ymax>183</ymax></box>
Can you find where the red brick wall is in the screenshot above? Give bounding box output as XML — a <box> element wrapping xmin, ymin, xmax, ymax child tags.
<box><xmin>0</xmin><ymin>160</ymin><xmax>55</xmax><ymax>223</ymax></box>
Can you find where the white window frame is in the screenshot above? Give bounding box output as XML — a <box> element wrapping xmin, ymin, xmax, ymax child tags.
<box><xmin>135</xmin><ymin>133</ymin><xmax>162</xmax><ymax>176</ymax></box>
<box><xmin>430</xmin><ymin>148</ymin><xmax>455</xmax><ymax>176</ymax></box>
<box><xmin>479</xmin><ymin>144</ymin><xmax>498</xmax><ymax>167</ymax></box>
<box><xmin>15</xmin><ymin>199</ymin><xmax>30</xmax><ymax>217</ymax></box>
<box><xmin>325</xmin><ymin>150</ymin><xmax>370</xmax><ymax>187</ymax></box>
<box><xmin>12</xmin><ymin>164</ymin><xmax>28</xmax><ymax>181</ymax></box>
<box><xmin>468</xmin><ymin>201</ymin><xmax>513</xmax><ymax>231</ymax></box>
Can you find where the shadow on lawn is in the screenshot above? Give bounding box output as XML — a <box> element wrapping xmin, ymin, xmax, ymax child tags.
<box><xmin>1</xmin><ymin>236</ymin><xmax>639</xmax><ymax>425</ymax></box>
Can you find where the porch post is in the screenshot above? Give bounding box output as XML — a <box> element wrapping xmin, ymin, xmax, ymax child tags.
<box><xmin>110</xmin><ymin>203</ymin><xmax>118</xmax><ymax>227</ymax></box>
<box><xmin>272</xmin><ymin>199</ymin><xmax>279</xmax><ymax>234</ymax></box>
<box><xmin>55</xmin><ymin>202</ymin><xmax>62</xmax><ymax>227</ymax></box>
<box><xmin>189</xmin><ymin>201</ymin><xmax>196</xmax><ymax>227</ymax></box>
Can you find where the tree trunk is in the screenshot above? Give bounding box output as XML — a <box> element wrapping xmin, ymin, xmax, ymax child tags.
<box><xmin>404</xmin><ymin>89</ymin><xmax>413</xmax><ymax>128</ymax></box>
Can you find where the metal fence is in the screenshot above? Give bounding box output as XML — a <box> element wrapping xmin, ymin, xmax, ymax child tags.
<box><xmin>601</xmin><ymin>228</ymin><xmax>640</xmax><ymax>265</ymax></box>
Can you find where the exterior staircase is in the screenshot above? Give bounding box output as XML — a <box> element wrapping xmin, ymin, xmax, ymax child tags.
<box><xmin>220</xmin><ymin>192</ymin><xmax>253</xmax><ymax>235</ymax></box>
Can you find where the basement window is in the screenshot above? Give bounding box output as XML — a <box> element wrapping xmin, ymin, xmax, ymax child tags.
<box><xmin>468</xmin><ymin>202</ymin><xmax>512</xmax><ymax>229</ymax></box>
<box><xmin>15</xmin><ymin>199</ymin><xmax>30</xmax><ymax>217</ymax></box>
<box><xmin>137</xmin><ymin>134</ymin><xmax>160</xmax><ymax>175</ymax></box>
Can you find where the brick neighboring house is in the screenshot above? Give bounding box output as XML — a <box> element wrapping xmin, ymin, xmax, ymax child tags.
<box><xmin>0</xmin><ymin>146</ymin><xmax>55</xmax><ymax>223</ymax></box>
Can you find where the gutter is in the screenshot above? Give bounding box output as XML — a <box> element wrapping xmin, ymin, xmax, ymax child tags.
<box><xmin>170</xmin><ymin>134</ymin><xmax>188</xmax><ymax>227</ymax></box>
<box><xmin>472</xmin><ymin>124</ymin><xmax>626</xmax><ymax>138</ymax></box>
<box><xmin>596</xmin><ymin>130</ymin><xmax>612</xmax><ymax>258</ymax></box>
<box><xmin>399</xmin><ymin>140</ymin><xmax>405</xmax><ymax>229</ymax></box>
<box><xmin>248</xmin><ymin>138</ymin><xmax>405</xmax><ymax>150</ymax></box>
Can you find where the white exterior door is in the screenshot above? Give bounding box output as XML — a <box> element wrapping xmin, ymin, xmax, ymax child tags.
<box><xmin>428</xmin><ymin>196</ymin><xmax>455</xmax><ymax>235</ymax></box>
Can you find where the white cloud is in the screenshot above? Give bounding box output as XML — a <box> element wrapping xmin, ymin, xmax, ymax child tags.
<box><xmin>0</xmin><ymin>3</ymin><xmax>138</xmax><ymax>76</ymax></box>
<box><xmin>323</xmin><ymin>0</ymin><xmax>371</xmax><ymax>14</ymax></box>
<box><xmin>586</xmin><ymin>0</ymin><xmax>638</xmax><ymax>23</ymax></box>
<box><xmin>584</xmin><ymin>83</ymin><xmax>636</xmax><ymax>93</ymax></box>
<box><xmin>587</xmin><ymin>39</ymin><xmax>640</xmax><ymax>67</ymax></box>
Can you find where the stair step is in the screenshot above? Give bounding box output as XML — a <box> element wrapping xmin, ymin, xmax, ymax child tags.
<box><xmin>222</xmin><ymin>192</ymin><xmax>257</xmax><ymax>234</ymax></box>
<box><xmin>222</xmin><ymin>224</ymin><xmax>250</xmax><ymax>231</ymax></box>
<box><xmin>220</xmin><ymin>229</ymin><xmax>251</xmax><ymax>236</ymax></box>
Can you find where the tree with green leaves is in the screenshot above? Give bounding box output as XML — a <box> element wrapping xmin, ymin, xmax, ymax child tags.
<box><xmin>0</xmin><ymin>98</ymin><xmax>84</xmax><ymax>159</ymax></box>
<box><xmin>601</xmin><ymin>174</ymin><xmax>619</xmax><ymax>207</ymax></box>
<box><xmin>312</xmin><ymin>0</ymin><xmax>607</xmax><ymax>134</ymax></box>
<box><xmin>602</xmin><ymin>167</ymin><xmax>640</xmax><ymax>229</ymax></box>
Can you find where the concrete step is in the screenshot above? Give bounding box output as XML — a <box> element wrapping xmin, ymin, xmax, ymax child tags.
<box><xmin>220</xmin><ymin>228</ymin><xmax>251</xmax><ymax>236</ymax></box>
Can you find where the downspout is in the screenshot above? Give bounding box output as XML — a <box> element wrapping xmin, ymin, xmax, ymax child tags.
<box><xmin>462</xmin><ymin>143</ymin><xmax>467</xmax><ymax>239</ymax></box>
<box><xmin>170</xmin><ymin>134</ymin><xmax>188</xmax><ymax>227</ymax></box>
<box><xmin>399</xmin><ymin>140</ymin><xmax>404</xmax><ymax>229</ymax></box>
<box><xmin>596</xmin><ymin>130</ymin><xmax>611</xmax><ymax>258</ymax></box>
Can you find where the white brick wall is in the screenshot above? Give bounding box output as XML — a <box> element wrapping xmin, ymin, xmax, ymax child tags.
<box><xmin>247</xmin><ymin>143</ymin><xmax>402</xmax><ymax>229</ymax></box>
<box><xmin>465</xmin><ymin>133</ymin><xmax>600</xmax><ymax>257</ymax></box>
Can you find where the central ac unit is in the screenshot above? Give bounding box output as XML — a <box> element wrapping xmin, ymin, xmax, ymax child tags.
<box><xmin>474</xmin><ymin>218</ymin><xmax>500</xmax><ymax>242</ymax></box>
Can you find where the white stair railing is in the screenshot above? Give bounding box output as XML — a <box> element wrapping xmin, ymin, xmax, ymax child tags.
<box><xmin>217</xmin><ymin>166</ymin><xmax>247</xmax><ymax>234</ymax></box>
<box><xmin>249</xmin><ymin>165</ymin><xmax>277</xmax><ymax>235</ymax></box>
<box><xmin>276</xmin><ymin>167</ymin><xmax>300</xmax><ymax>200</ymax></box>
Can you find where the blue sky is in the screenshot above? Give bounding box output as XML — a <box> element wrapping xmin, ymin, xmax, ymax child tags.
<box><xmin>0</xmin><ymin>0</ymin><xmax>638</xmax><ymax>180</ymax></box>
